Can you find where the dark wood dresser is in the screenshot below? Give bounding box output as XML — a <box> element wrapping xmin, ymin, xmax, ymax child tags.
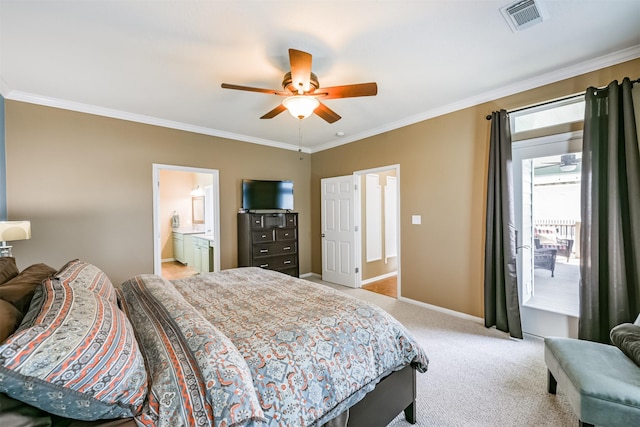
<box><xmin>237</xmin><ymin>212</ymin><xmax>299</xmax><ymax>277</ymax></box>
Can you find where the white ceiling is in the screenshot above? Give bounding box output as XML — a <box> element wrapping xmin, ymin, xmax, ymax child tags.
<box><xmin>1</xmin><ymin>1</ymin><xmax>639</xmax><ymax>153</ymax></box>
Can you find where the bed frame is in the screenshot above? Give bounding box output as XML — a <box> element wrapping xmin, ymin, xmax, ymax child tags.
<box><xmin>347</xmin><ymin>364</ymin><xmax>417</xmax><ymax>426</ymax></box>
<box><xmin>6</xmin><ymin>364</ymin><xmax>417</xmax><ymax>427</ymax></box>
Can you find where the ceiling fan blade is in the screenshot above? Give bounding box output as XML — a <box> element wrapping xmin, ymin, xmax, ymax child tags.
<box><xmin>312</xmin><ymin>82</ymin><xmax>378</xmax><ymax>99</ymax></box>
<box><xmin>260</xmin><ymin>104</ymin><xmax>287</xmax><ymax>119</ymax></box>
<box><xmin>221</xmin><ymin>83</ymin><xmax>289</xmax><ymax>96</ymax></box>
<box><xmin>289</xmin><ymin>49</ymin><xmax>312</xmax><ymax>93</ymax></box>
<box><xmin>314</xmin><ymin>102</ymin><xmax>341</xmax><ymax>123</ymax></box>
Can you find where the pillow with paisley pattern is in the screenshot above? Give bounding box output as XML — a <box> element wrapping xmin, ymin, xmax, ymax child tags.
<box><xmin>0</xmin><ymin>277</ymin><xmax>147</xmax><ymax>420</ymax></box>
<box><xmin>54</xmin><ymin>259</ymin><xmax>118</xmax><ymax>305</ymax></box>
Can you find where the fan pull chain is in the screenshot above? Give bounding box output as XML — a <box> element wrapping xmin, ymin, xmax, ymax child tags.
<box><xmin>298</xmin><ymin>119</ymin><xmax>304</xmax><ymax>160</ymax></box>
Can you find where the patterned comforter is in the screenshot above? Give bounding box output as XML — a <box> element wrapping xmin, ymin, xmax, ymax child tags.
<box><xmin>120</xmin><ymin>267</ymin><xmax>428</xmax><ymax>427</ymax></box>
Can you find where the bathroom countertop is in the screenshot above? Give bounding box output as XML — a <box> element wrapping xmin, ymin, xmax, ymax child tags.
<box><xmin>172</xmin><ymin>227</ymin><xmax>205</xmax><ymax>235</ymax></box>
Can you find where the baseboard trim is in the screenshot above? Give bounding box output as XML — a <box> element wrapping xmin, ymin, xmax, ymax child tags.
<box><xmin>299</xmin><ymin>272</ymin><xmax>318</xmax><ymax>279</ymax></box>
<box><xmin>361</xmin><ymin>271</ymin><xmax>398</xmax><ymax>286</ymax></box>
<box><xmin>303</xmin><ymin>272</ymin><xmax>483</xmax><ymax>324</ymax></box>
<box><xmin>161</xmin><ymin>258</ymin><xmax>176</xmax><ymax>263</ymax></box>
<box><xmin>398</xmin><ymin>296</ymin><xmax>484</xmax><ymax>324</ymax></box>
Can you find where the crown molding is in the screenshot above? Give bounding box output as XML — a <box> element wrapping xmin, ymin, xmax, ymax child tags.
<box><xmin>2</xmin><ymin>45</ymin><xmax>639</xmax><ymax>155</ymax></box>
<box><xmin>2</xmin><ymin>89</ymin><xmax>312</xmax><ymax>154</ymax></box>
<box><xmin>309</xmin><ymin>45</ymin><xmax>640</xmax><ymax>153</ymax></box>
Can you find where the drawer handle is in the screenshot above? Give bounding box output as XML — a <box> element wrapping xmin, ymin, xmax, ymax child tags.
<box><xmin>261</xmin><ymin>234</ymin><xmax>267</xmax><ymax>238</ymax></box>
<box><xmin>283</xmin><ymin>233</ymin><xmax>289</xmax><ymax>237</ymax></box>
<box><xmin>283</xmin><ymin>260</ymin><xmax>291</xmax><ymax>265</ymax></box>
<box><xmin>260</xmin><ymin>264</ymin><xmax>269</xmax><ymax>268</ymax></box>
<box><xmin>283</xmin><ymin>246</ymin><xmax>291</xmax><ymax>251</ymax></box>
<box><xmin>260</xmin><ymin>249</ymin><xmax>269</xmax><ymax>253</ymax></box>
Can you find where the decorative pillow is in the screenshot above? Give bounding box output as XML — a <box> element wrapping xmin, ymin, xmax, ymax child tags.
<box><xmin>0</xmin><ymin>277</ymin><xmax>148</xmax><ymax>420</ymax></box>
<box><xmin>0</xmin><ymin>257</ymin><xmax>19</xmax><ymax>286</ymax></box>
<box><xmin>535</xmin><ymin>227</ymin><xmax>558</xmax><ymax>245</ymax></box>
<box><xmin>610</xmin><ymin>323</ymin><xmax>640</xmax><ymax>367</ymax></box>
<box><xmin>55</xmin><ymin>259</ymin><xmax>117</xmax><ymax>305</ymax></box>
<box><xmin>0</xmin><ymin>263</ymin><xmax>56</xmax><ymax>314</ymax></box>
<box><xmin>0</xmin><ymin>300</ymin><xmax>22</xmax><ymax>343</ymax></box>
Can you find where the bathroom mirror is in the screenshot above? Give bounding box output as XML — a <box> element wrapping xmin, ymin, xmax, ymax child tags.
<box><xmin>192</xmin><ymin>196</ymin><xmax>204</xmax><ymax>224</ymax></box>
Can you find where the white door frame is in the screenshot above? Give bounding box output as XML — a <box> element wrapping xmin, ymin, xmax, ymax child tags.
<box><xmin>513</xmin><ymin>131</ymin><xmax>581</xmax><ymax>338</ymax></box>
<box><xmin>353</xmin><ymin>165</ymin><xmax>400</xmax><ymax>294</ymax></box>
<box><xmin>152</xmin><ymin>164</ymin><xmax>221</xmax><ymax>275</ymax></box>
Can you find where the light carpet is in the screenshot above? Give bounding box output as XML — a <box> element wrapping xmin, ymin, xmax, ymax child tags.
<box><xmin>306</xmin><ymin>277</ymin><xmax>578</xmax><ymax>427</ymax></box>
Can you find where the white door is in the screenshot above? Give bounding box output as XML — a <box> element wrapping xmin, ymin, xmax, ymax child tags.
<box><xmin>513</xmin><ymin>132</ymin><xmax>582</xmax><ymax>338</ymax></box>
<box><xmin>321</xmin><ymin>176</ymin><xmax>356</xmax><ymax>287</ymax></box>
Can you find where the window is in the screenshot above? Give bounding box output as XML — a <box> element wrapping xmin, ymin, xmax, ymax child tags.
<box><xmin>511</xmin><ymin>96</ymin><xmax>585</xmax><ymax>133</ymax></box>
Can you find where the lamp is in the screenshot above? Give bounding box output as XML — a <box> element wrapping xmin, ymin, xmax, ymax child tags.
<box><xmin>0</xmin><ymin>221</ymin><xmax>31</xmax><ymax>257</ymax></box>
<box><xmin>283</xmin><ymin>96</ymin><xmax>319</xmax><ymax>120</ymax></box>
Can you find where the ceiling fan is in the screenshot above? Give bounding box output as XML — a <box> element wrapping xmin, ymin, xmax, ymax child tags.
<box><xmin>221</xmin><ymin>49</ymin><xmax>377</xmax><ymax>123</ymax></box>
<box><xmin>536</xmin><ymin>154</ymin><xmax>581</xmax><ymax>171</ymax></box>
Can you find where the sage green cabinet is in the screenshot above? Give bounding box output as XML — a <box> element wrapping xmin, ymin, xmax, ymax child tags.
<box><xmin>192</xmin><ymin>236</ymin><xmax>213</xmax><ymax>273</ymax></box>
<box><xmin>173</xmin><ymin>231</ymin><xmax>201</xmax><ymax>266</ymax></box>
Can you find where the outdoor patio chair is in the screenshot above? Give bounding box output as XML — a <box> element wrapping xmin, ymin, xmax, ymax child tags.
<box><xmin>534</xmin><ymin>247</ymin><xmax>557</xmax><ymax>277</ymax></box>
<box><xmin>534</xmin><ymin>226</ymin><xmax>574</xmax><ymax>262</ymax></box>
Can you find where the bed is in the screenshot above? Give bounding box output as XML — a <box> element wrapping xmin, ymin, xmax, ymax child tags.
<box><xmin>0</xmin><ymin>259</ymin><xmax>429</xmax><ymax>426</ymax></box>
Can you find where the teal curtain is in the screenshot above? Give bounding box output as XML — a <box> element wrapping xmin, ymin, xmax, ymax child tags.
<box><xmin>580</xmin><ymin>78</ymin><xmax>640</xmax><ymax>343</ymax></box>
<box><xmin>484</xmin><ymin>110</ymin><xmax>522</xmax><ymax>339</ymax></box>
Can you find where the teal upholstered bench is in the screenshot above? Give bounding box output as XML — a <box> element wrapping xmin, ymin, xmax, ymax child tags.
<box><xmin>544</xmin><ymin>327</ymin><xmax>640</xmax><ymax>427</ymax></box>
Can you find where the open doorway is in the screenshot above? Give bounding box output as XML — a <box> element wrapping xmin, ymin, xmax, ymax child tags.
<box><xmin>357</xmin><ymin>166</ymin><xmax>399</xmax><ymax>299</ymax></box>
<box><xmin>320</xmin><ymin>165</ymin><xmax>400</xmax><ymax>299</ymax></box>
<box><xmin>513</xmin><ymin>133</ymin><xmax>581</xmax><ymax>338</ymax></box>
<box><xmin>152</xmin><ymin>164</ymin><xmax>220</xmax><ymax>279</ymax></box>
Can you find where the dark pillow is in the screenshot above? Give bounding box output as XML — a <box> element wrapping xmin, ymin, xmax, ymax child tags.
<box><xmin>610</xmin><ymin>323</ymin><xmax>640</xmax><ymax>367</ymax></box>
<box><xmin>0</xmin><ymin>263</ymin><xmax>56</xmax><ymax>314</ymax></box>
<box><xmin>0</xmin><ymin>392</ymin><xmax>52</xmax><ymax>427</ymax></box>
<box><xmin>0</xmin><ymin>300</ymin><xmax>23</xmax><ymax>343</ymax></box>
<box><xmin>0</xmin><ymin>257</ymin><xmax>19</xmax><ymax>286</ymax></box>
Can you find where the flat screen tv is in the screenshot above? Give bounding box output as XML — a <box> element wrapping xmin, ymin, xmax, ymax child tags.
<box><xmin>242</xmin><ymin>179</ymin><xmax>294</xmax><ymax>211</ymax></box>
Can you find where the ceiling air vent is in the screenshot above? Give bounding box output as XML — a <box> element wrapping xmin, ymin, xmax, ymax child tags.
<box><xmin>500</xmin><ymin>0</ymin><xmax>550</xmax><ymax>32</ymax></box>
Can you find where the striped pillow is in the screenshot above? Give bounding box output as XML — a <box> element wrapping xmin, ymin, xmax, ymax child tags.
<box><xmin>55</xmin><ymin>259</ymin><xmax>117</xmax><ymax>304</ymax></box>
<box><xmin>0</xmin><ymin>277</ymin><xmax>148</xmax><ymax>420</ymax></box>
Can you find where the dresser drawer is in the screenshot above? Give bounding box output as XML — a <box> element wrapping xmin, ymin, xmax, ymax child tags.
<box><xmin>276</xmin><ymin>228</ymin><xmax>296</xmax><ymax>241</ymax></box>
<box><xmin>253</xmin><ymin>241</ymin><xmax>297</xmax><ymax>258</ymax></box>
<box><xmin>250</xmin><ymin>214</ymin><xmax>264</xmax><ymax>229</ymax></box>
<box><xmin>252</xmin><ymin>254</ymin><xmax>297</xmax><ymax>270</ymax></box>
<box><xmin>251</xmin><ymin>230</ymin><xmax>274</xmax><ymax>243</ymax></box>
<box><xmin>285</xmin><ymin>214</ymin><xmax>297</xmax><ymax>227</ymax></box>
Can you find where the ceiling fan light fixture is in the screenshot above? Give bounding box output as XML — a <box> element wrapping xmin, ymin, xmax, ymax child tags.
<box><xmin>283</xmin><ymin>96</ymin><xmax>319</xmax><ymax>120</ymax></box>
<box><xmin>559</xmin><ymin>164</ymin><xmax>577</xmax><ymax>172</ymax></box>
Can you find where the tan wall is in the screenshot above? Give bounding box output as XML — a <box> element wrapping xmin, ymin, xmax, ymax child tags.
<box><xmin>5</xmin><ymin>102</ymin><xmax>311</xmax><ymax>284</ymax></box>
<box><xmin>311</xmin><ymin>58</ymin><xmax>640</xmax><ymax>318</ymax></box>
<box><xmin>5</xmin><ymin>58</ymin><xmax>638</xmax><ymax>315</ymax></box>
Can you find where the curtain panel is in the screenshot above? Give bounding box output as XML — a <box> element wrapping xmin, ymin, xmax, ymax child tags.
<box><xmin>484</xmin><ymin>110</ymin><xmax>522</xmax><ymax>339</ymax></box>
<box><xmin>580</xmin><ymin>78</ymin><xmax>640</xmax><ymax>343</ymax></box>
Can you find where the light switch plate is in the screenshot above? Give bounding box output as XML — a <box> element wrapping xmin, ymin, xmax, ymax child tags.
<box><xmin>412</xmin><ymin>215</ymin><xmax>421</xmax><ymax>225</ymax></box>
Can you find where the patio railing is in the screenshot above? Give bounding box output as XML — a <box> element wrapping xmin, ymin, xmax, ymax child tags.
<box><xmin>534</xmin><ymin>219</ymin><xmax>581</xmax><ymax>257</ymax></box>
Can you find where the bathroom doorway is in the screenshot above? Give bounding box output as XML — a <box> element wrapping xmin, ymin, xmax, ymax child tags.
<box><xmin>152</xmin><ymin>164</ymin><xmax>220</xmax><ymax>279</ymax></box>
